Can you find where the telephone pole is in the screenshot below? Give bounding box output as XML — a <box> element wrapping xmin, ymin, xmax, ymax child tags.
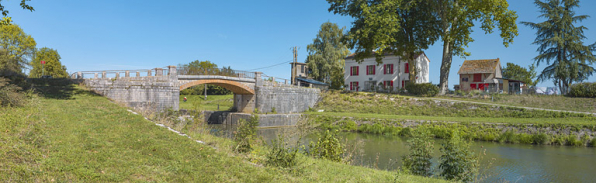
<box><xmin>292</xmin><ymin>46</ymin><xmax>297</xmax><ymax>85</ymax></box>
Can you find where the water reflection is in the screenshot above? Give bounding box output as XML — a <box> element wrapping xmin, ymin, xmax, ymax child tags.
<box><xmin>209</xmin><ymin>125</ymin><xmax>596</xmax><ymax>183</ymax></box>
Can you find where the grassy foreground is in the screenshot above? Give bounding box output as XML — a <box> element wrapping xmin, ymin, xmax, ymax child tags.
<box><xmin>0</xmin><ymin>85</ymin><xmax>443</xmax><ymax>182</ymax></box>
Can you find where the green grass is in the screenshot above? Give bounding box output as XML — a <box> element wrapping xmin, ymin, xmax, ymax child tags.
<box><xmin>0</xmin><ymin>85</ymin><xmax>444</xmax><ymax>182</ymax></box>
<box><xmin>437</xmin><ymin>94</ymin><xmax>596</xmax><ymax>114</ymax></box>
<box><xmin>179</xmin><ymin>94</ymin><xmax>233</xmax><ymax>111</ymax></box>
<box><xmin>306</xmin><ymin>112</ymin><xmax>596</xmax><ymax>125</ymax></box>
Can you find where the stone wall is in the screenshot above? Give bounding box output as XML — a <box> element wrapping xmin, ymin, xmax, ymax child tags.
<box><xmin>255</xmin><ymin>86</ymin><xmax>320</xmax><ymax>114</ymax></box>
<box><xmin>204</xmin><ymin>111</ymin><xmax>302</xmax><ymax>127</ymax></box>
<box><xmin>84</xmin><ymin>76</ymin><xmax>179</xmax><ymax>111</ymax></box>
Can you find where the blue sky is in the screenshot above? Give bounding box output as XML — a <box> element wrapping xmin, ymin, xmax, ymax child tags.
<box><xmin>4</xmin><ymin>0</ymin><xmax>596</xmax><ymax>88</ymax></box>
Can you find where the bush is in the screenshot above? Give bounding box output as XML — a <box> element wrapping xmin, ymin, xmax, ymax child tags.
<box><xmin>402</xmin><ymin>129</ymin><xmax>434</xmax><ymax>177</ymax></box>
<box><xmin>439</xmin><ymin>132</ymin><xmax>477</xmax><ymax>182</ymax></box>
<box><xmin>405</xmin><ymin>83</ymin><xmax>439</xmax><ymax>97</ymax></box>
<box><xmin>307</xmin><ymin>130</ymin><xmax>345</xmax><ymax>162</ymax></box>
<box><xmin>233</xmin><ymin>114</ymin><xmax>259</xmax><ymax>153</ymax></box>
<box><xmin>265</xmin><ymin>134</ymin><xmax>300</xmax><ymax>168</ymax></box>
<box><xmin>568</xmin><ymin>82</ymin><xmax>596</xmax><ymax>98</ymax></box>
<box><xmin>0</xmin><ymin>77</ymin><xmax>28</xmax><ymax>107</ymax></box>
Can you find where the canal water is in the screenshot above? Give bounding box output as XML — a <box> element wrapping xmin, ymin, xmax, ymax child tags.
<box><xmin>209</xmin><ymin>125</ymin><xmax>596</xmax><ymax>182</ymax></box>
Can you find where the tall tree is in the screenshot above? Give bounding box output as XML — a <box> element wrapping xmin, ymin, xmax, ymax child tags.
<box><xmin>502</xmin><ymin>62</ymin><xmax>538</xmax><ymax>86</ymax></box>
<box><xmin>522</xmin><ymin>0</ymin><xmax>596</xmax><ymax>94</ymax></box>
<box><xmin>432</xmin><ymin>0</ymin><xmax>518</xmax><ymax>94</ymax></box>
<box><xmin>306</xmin><ymin>22</ymin><xmax>350</xmax><ymax>89</ymax></box>
<box><xmin>327</xmin><ymin>0</ymin><xmax>439</xmax><ymax>83</ymax></box>
<box><xmin>0</xmin><ymin>0</ymin><xmax>34</xmax><ymax>17</ymax></box>
<box><xmin>29</xmin><ymin>47</ymin><xmax>68</xmax><ymax>78</ymax></box>
<box><xmin>0</xmin><ymin>23</ymin><xmax>36</xmax><ymax>75</ymax></box>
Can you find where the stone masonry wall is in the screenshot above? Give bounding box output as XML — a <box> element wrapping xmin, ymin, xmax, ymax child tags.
<box><xmin>255</xmin><ymin>86</ymin><xmax>320</xmax><ymax>114</ymax></box>
<box><xmin>203</xmin><ymin>111</ymin><xmax>302</xmax><ymax>127</ymax></box>
<box><xmin>84</xmin><ymin>76</ymin><xmax>179</xmax><ymax>111</ymax></box>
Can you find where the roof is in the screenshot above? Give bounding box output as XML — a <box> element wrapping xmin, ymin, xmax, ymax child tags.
<box><xmin>345</xmin><ymin>51</ymin><xmax>430</xmax><ymax>62</ymax></box>
<box><xmin>296</xmin><ymin>77</ymin><xmax>328</xmax><ymax>85</ymax></box>
<box><xmin>457</xmin><ymin>59</ymin><xmax>501</xmax><ymax>74</ymax></box>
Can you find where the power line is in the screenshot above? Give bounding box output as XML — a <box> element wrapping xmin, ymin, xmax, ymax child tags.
<box><xmin>247</xmin><ymin>60</ymin><xmax>293</xmax><ymax>71</ymax></box>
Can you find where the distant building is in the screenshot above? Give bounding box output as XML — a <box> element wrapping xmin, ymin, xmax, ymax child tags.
<box><xmin>289</xmin><ymin>61</ymin><xmax>329</xmax><ymax>89</ymax></box>
<box><xmin>457</xmin><ymin>59</ymin><xmax>502</xmax><ymax>92</ymax></box>
<box><xmin>344</xmin><ymin>52</ymin><xmax>430</xmax><ymax>92</ymax></box>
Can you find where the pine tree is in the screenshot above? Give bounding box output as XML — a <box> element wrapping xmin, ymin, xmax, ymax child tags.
<box><xmin>522</xmin><ymin>0</ymin><xmax>596</xmax><ymax>94</ymax></box>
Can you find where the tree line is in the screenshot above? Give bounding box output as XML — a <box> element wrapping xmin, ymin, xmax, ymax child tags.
<box><xmin>307</xmin><ymin>0</ymin><xmax>594</xmax><ymax>95</ymax></box>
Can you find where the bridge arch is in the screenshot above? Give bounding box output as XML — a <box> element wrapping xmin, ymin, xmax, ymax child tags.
<box><xmin>179</xmin><ymin>79</ymin><xmax>255</xmax><ymax>95</ymax></box>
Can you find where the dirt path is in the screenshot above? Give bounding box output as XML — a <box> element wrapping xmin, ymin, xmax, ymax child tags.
<box><xmin>416</xmin><ymin>97</ymin><xmax>596</xmax><ymax>116</ymax></box>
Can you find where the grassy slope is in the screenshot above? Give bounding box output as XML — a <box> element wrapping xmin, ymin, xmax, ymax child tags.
<box><xmin>179</xmin><ymin>94</ymin><xmax>233</xmax><ymax>111</ymax></box>
<box><xmin>436</xmin><ymin>94</ymin><xmax>596</xmax><ymax>113</ymax></box>
<box><xmin>314</xmin><ymin>91</ymin><xmax>595</xmax><ymax>125</ymax></box>
<box><xmin>0</xmin><ymin>86</ymin><xmax>442</xmax><ymax>182</ymax></box>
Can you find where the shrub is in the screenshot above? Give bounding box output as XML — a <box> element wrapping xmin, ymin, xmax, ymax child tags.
<box><xmin>0</xmin><ymin>77</ymin><xmax>28</xmax><ymax>107</ymax></box>
<box><xmin>402</xmin><ymin>129</ymin><xmax>434</xmax><ymax>177</ymax></box>
<box><xmin>590</xmin><ymin>138</ymin><xmax>596</xmax><ymax>147</ymax></box>
<box><xmin>265</xmin><ymin>134</ymin><xmax>300</xmax><ymax>168</ymax></box>
<box><xmin>307</xmin><ymin>130</ymin><xmax>345</xmax><ymax>162</ymax></box>
<box><xmin>233</xmin><ymin>114</ymin><xmax>259</xmax><ymax>153</ymax></box>
<box><xmin>405</xmin><ymin>83</ymin><xmax>439</xmax><ymax>97</ymax></box>
<box><xmin>566</xmin><ymin>134</ymin><xmax>582</xmax><ymax>147</ymax></box>
<box><xmin>439</xmin><ymin>132</ymin><xmax>477</xmax><ymax>182</ymax></box>
<box><xmin>532</xmin><ymin>133</ymin><xmax>550</xmax><ymax>145</ymax></box>
<box><xmin>568</xmin><ymin>82</ymin><xmax>596</xmax><ymax>98</ymax></box>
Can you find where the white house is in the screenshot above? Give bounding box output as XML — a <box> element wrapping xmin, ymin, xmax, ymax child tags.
<box><xmin>344</xmin><ymin>52</ymin><xmax>430</xmax><ymax>92</ymax></box>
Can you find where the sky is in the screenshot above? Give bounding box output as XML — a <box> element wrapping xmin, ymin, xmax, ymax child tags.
<box><xmin>4</xmin><ymin>0</ymin><xmax>596</xmax><ymax>88</ymax></box>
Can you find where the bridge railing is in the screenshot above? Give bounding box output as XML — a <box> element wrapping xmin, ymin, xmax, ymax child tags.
<box><xmin>72</xmin><ymin>66</ymin><xmax>177</xmax><ymax>79</ymax></box>
<box><xmin>176</xmin><ymin>66</ymin><xmax>255</xmax><ymax>79</ymax></box>
<box><xmin>261</xmin><ymin>74</ymin><xmax>295</xmax><ymax>87</ymax></box>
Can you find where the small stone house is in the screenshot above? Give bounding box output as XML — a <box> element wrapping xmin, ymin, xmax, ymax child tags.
<box><xmin>457</xmin><ymin>59</ymin><xmax>502</xmax><ymax>92</ymax></box>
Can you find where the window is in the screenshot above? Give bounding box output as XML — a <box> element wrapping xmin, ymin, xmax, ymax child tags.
<box><xmin>350</xmin><ymin>66</ymin><xmax>359</xmax><ymax>76</ymax></box>
<box><xmin>384</xmin><ymin>64</ymin><xmax>394</xmax><ymax>74</ymax></box>
<box><xmin>366</xmin><ymin>65</ymin><xmax>375</xmax><ymax>75</ymax></box>
<box><xmin>350</xmin><ymin>81</ymin><xmax>359</xmax><ymax>91</ymax></box>
<box><xmin>473</xmin><ymin>73</ymin><xmax>482</xmax><ymax>82</ymax></box>
<box><xmin>462</xmin><ymin>77</ymin><xmax>468</xmax><ymax>82</ymax></box>
<box><xmin>405</xmin><ymin>63</ymin><xmax>410</xmax><ymax>73</ymax></box>
<box><xmin>301</xmin><ymin>65</ymin><xmax>304</xmax><ymax>73</ymax></box>
<box><xmin>383</xmin><ymin>81</ymin><xmax>393</xmax><ymax>89</ymax></box>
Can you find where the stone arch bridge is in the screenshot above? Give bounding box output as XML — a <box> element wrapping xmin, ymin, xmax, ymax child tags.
<box><xmin>74</xmin><ymin>66</ymin><xmax>319</xmax><ymax>114</ymax></box>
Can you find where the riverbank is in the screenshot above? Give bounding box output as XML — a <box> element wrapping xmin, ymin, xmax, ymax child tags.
<box><xmin>309</xmin><ymin>91</ymin><xmax>596</xmax><ymax>147</ymax></box>
<box><xmin>0</xmin><ymin>85</ymin><xmax>443</xmax><ymax>182</ymax></box>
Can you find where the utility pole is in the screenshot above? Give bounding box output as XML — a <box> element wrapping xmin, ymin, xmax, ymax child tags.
<box><xmin>292</xmin><ymin>46</ymin><xmax>297</xmax><ymax>85</ymax></box>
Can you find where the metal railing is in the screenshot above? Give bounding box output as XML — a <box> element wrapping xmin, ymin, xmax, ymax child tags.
<box><xmin>176</xmin><ymin>66</ymin><xmax>256</xmax><ymax>79</ymax></box>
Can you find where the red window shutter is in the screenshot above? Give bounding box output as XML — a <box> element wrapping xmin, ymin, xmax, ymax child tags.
<box><xmin>474</xmin><ymin>73</ymin><xmax>481</xmax><ymax>82</ymax></box>
<box><xmin>366</xmin><ymin>66</ymin><xmax>369</xmax><ymax>75</ymax></box>
<box><xmin>402</xmin><ymin>80</ymin><xmax>405</xmax><ymax>88</ymax></box>
<box><xmin>356</xmin><ymin>66</ymin><xmax>359</xmax><ymax>75</ymax></box>
<box><xmin>371</xmin><ymin>65</ymin><xmax>375</xmax><ymax>75</ymax></box>
<box><xmin>471</xmin><ymin>84</ymin><xmax>476</xmax><ymax>89</ymax></box>
<box><xmin>350</xmin><ymin>67</ymin><xmax>353</xmax><ymax>76</ymax></box>
<box><xmin>390</xmin><ymin>81</ymin><xmax>393</xmax><ymax>87</ymax></box>
<box><xmin>405</xmin><ymin>63</ymin><xmax>409</xmax><ymax>73</ymax></box>
<box><xmin>390</xmin><ymin>64</ymin><xmax>394</xmax><ymax>74</ymax></box>
<box><xmin>355</xmin><ymin>82</ymin><xmax>359</xmax><ymax>91</ymax></box>
<box><xmin>350</xmin><ymin>82</ymin><xmax>353</xmax><ymax>90</ymax></box>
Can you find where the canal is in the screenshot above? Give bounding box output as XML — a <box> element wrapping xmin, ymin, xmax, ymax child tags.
<box><xmin>209</xmin><ymin>125</ymin><xmax>596</xmax><ymax>182</ymax></box>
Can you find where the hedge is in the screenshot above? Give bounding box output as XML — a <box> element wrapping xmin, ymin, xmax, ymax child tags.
<box><xmin>405</xmin><ymin>83</ymin><xmax>439</xmax><ymax>97</ymax></box>
<box><xmin>568</xmin><ymin>82</ymin><xmax>596</xmax><ymax>98</ymax></box>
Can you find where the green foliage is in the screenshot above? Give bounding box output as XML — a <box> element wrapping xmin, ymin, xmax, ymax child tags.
<box><xmin>180</xmin><ymin>85</ymin><xmax>232</xmax><ymax>95</ymax></box>
<box><xmin>271</xmin><ymin>107</ymin><xmax>277</xmax><ymax>114</ymax></box>
<box><xmin>532</xmin><ymin>133</ymin><xmax>550</xmax><ymax>145</ymax></box>
<box><xmin>566</xmin><ymin>134</ymin><xmax>583</xmax><ymax>147</ymax></box>
<box><xmin>502</xmin><ymin>62</ymin><xmax>538</xmax><ymax>86</ymax></box>
<box><xmin>233</xmin><ymin>114</ymin><xmax>259</xmax><ymax>153</ymax></box>
<box><xmin>522</xmin><ymin>0</ymin><xmax>596</xmax><ymax>94</ymax></box>
<box><xmin>590</xmin><ymin>138</ymin><xmax>596</xmax><ymax>147</ymax></box>
<box><xmin>0</xmin><ymin>0</ymin><xmax>35</xmax><ymax>17</ymax></box>
<box><xmin>0</xmin><ymin>77</ymin><xmax>27</xmax><ymax>107</ymax></box>
<box><xmin>568</xmin><ymin>82</ymin><xmax>596</xmax><ymax>98</ymax></box>
<box><xmin>402</xmin><ymin>129</ymin><xmax>433</xmax><ymax>177</ymax></box>
<box><xmin>308</xmin><ymin>130</ymin><xmax>345</xmax><ymax>162</ymax></box>
<box><xmin>0</xmin><ymin>23</ymin><xmax>36</xmax><ymax>75</ymax></box>
<box><xmin>405</xmin><ymin>82</ymin><xmax>439</xmax><ymax>97</ymax></box>
<box><xmin>29</xmin><ymin>47</ymin><xmax>68</xmax><ymax>78</ymax></box>
<box><xmin>439</xmin><ymin>132</ymin><xmax>477</xmax><ymax>182</ymax></box>
<box><xmin>265</xmin><ymin>134</ymin><xmax>300</xmax><ymax>168</ymax></box>
<box><xmin>306</xmin><ymin>22</ymin><xmax>349</xmax><ymax>89</ymax></box>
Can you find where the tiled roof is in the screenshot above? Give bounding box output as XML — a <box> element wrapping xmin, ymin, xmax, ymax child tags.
<box><xmin>345</xmin><ymin>51</ymin><xmax>429</xmax><ymax>62</ymax></box>
<box><xmin>457</xmin><ymin>59</ymin><xmax>501</xmax><ymax>74</ymax></box>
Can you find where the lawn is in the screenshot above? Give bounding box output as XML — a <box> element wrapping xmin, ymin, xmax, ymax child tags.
<box><xmin>0</xmin><ymin>85</ymin><xmax>443</xmax><ymax>182</ymax></box>
<box><xmin>179</xmin><ymin>94</ymin><xmax>233</xmax><ymax>111</ymax></box>
<box><xmin>436</xmin><ymin>94</ymin><xmax>596</xmax><ymax>114</ymax></box>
